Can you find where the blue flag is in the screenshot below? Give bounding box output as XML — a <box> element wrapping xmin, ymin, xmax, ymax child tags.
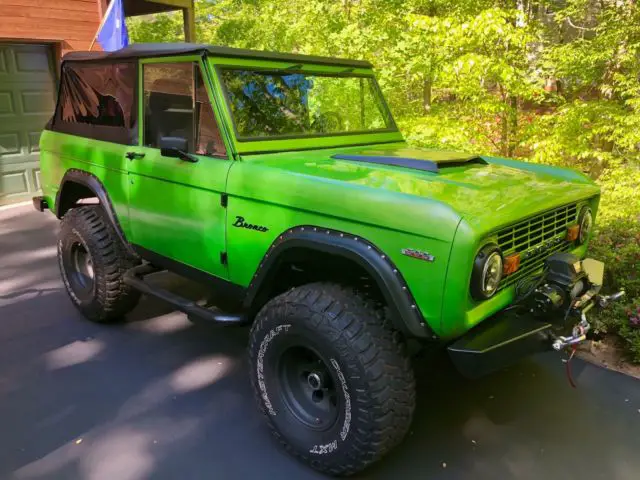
<box><xmin>96</xmin><ymin>0</ymin><xmax>129</xmax><ymax>52</ymax></box>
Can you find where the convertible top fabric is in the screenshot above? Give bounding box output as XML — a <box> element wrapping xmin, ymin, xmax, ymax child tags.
<box><xmin>63</xmin><ymin>43</ymin><xmax>372</xmax><ymax>69</ymax></box>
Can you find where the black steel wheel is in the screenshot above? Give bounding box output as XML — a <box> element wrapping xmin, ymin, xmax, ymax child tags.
<box><xmin>248</xmin><ymin>282</ymin><xmax>415</xmax><ymax>476</ymax></box>
<box><xmin>278</xmin><ymin>345</ymin><xmax>340</xmax><ymax>431</ymax></box>
<box><xmin>58</xmin><ymin>205</ymin><xmax>140</xmax><ymax>322</ymax></box>
<box><xmin>63</xmin><ymin>240</ymin><xmax>95</xmax><ymax>302</ymax></box>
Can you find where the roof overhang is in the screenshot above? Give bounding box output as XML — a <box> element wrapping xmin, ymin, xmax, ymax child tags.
<box><xmin>123</xmin><ymin>0</ymin><xmax>192</xmax><ymax>17</ymax></box>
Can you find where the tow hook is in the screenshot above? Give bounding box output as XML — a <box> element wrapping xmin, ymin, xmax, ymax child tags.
<box><xmin>551</xmin><ymin>289</ymin><xmax>625</xmax><ymax>388</ymax></box>
<box><xmin>597</xmin><ymin>290</ymin><xmax>626</xmax><ymax>308</ymax></box>
<box><xmin>551</xmin><ymin>290</ymin><xmax>625</xmax><ymax>352</ymax></box>
<box><xmin>552</xmin><ymin>313</ymin><xmax>590</xmax><ymax>351</ymax></box>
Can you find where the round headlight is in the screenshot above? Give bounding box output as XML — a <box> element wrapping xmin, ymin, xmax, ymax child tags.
<box><xmin>471</xmin><ymin>244</ymin><xmax>503</xmax><ymax>300</ymax></box>
<box><xmin>578</xmin><ymin>207</ymin><xmax>593</xmax><ymax>244</ymax></box>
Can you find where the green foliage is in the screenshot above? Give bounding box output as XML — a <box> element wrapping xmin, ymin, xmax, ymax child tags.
<box><xmin>129</xmin><ymin>0</ymin><xmax>640</xmax><ymax>361</ymax></box>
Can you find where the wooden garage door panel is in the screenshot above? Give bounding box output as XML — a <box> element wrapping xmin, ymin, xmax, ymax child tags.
<box><xmin>28</xmin><ymin>132</ymin><xmax>41</xmax><ymax>153</ymax></box>
<box><xmin>21</xmin><ymin>90</ymin><xmax>55</xmax><ymax>114</ymax></box>
<box><xmin>0</xmin><ymin>44</ymin><xmax>55</xmax><ymax>205</ymax></box>
<box><xmin>15</xmin><ymin>49</ymin><xmax>51</xmax><ymax>73</ymax></box>
<box><xmin>0</xmin><ymin>132</ymin><xmax>20</xmax><ymax>155</ymax></box>
<box><xmin>0</xmin><ymin>91</ymin><xmax>14</xmax><ymax>115</ymax></box>
<box><xmin>0</xmin><ymin>170</ymin><xmax>29</xmax><ymax>197</ymax></box>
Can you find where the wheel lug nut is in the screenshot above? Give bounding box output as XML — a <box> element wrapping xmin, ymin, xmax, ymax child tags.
<box><xmin>307</xmin><ymin>372</ymin><xmax>323</xmax><ymax>389</ymax></box>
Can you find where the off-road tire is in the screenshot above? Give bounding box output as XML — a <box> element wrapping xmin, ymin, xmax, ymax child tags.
<box><xmin>248</xmin><ymin>282</ymin><xmax>415</xmax><ymax>476</ymax></box>
<box><xmin>58</xmin><ymin>205</ymin><xmax>140</xmax><ymax>322</ymax></box>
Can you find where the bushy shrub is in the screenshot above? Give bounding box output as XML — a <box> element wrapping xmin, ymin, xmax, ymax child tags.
<box><xmin>586</xmin><ymin>207</ymin><xmax>640</xmax><ymax>362</ymax></box>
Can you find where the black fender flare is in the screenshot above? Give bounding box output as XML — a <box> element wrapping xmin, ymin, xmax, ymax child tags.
<box><xmin>243</xmin><ymin>226</ymin><xmax>436</xmax><ymax>340</ymax></box>
<box><xmin>55</xmin><ymin>169</ymin><xmax>135</xmax><ymax>256</ymax></box>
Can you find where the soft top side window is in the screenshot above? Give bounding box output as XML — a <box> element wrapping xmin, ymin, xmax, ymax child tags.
<box><xmin>51</xmin><ymin>61</ymin><xmax>137</xmax><ymax>145</ymax></box>
<box><xmin>142</xmin><ymin>62</ymin><xmax>226</xmax><ymax>157</ymax></box>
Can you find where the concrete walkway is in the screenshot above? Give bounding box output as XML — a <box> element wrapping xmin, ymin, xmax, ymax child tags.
<box><xmin>1</xmin><ymin>205</ymin><xmax>639</xmax><ymax>479</ymax></box>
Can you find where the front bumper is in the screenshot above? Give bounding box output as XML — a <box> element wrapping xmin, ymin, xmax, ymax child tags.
<box><xmin>32</xmin><ymin>196</ymin><xmax>48</xmax><ymax>212</ymax></box>
<box><xmin>447</xmin><ymin>309</ymin><xmax>553</xmax><ymax>378</ymax></box>
<box><xmin>447</xmin><ymin>257</ymin><xmax>622</xmax><ymax>378</ymax></box>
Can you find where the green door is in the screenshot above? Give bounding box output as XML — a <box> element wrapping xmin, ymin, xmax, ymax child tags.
<box><xmin>127</xmin><ymin>58</ymin><xmax>232</xmax><ymax>279</ymax></box>
<box><xmin>0</xmin><ymin>44</ymin><xmax>56</xmax><ymax>206</ymax></box>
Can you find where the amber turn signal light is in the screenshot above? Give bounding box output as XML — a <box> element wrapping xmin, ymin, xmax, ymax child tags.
<box><xmin>566</xmin><ymin>224</ymin><xmax>580</xmax><ymax>242</ymax></box>
<box><xmin>503</xmin><ymin>253</ymin><xmax>520</xmax><ymax>276</ymax></box>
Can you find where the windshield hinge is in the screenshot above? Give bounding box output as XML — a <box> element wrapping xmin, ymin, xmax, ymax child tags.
<box><xmin>220</xmin><ymin>252</ymin><xmax>228</xmax><ymax>265</ymax></box>
<box><xmin>220</xmin><ymin>193</ymin><xmax>228</xmax><ymax>208</ymax></box>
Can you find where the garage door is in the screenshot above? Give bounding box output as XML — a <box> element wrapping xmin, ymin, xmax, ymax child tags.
<box><xmin>0</xmin><ymin>44</ymin><xmax>56</xmax><ymax>206</ymax></box>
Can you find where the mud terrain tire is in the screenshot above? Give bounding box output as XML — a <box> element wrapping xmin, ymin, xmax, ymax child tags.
<box><xmin>248</xmin><ymin>282</ymin><xmax>415</xmax><ymax>476</ymax></box>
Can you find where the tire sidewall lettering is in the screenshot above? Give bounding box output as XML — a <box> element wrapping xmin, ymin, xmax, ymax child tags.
<box><xmin>256</xmin><ymin>323</ymin><xmax>291</xmax><ymax>416</ymax></box>
<box><xmin>308</xmin><ymin>358</ymin><xmax>351</xmax><ymax>455</ymax></box>
<box><xmin>330</xmin><ymin>358</ymin><xmax>351</xmax><ymax>442</ymax></box>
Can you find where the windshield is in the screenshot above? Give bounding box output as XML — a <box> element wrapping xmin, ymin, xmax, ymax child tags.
<box><xmin>219</xmin><ymin>69</ymin><xmax>395</xmax><ymax>139</ymax></box>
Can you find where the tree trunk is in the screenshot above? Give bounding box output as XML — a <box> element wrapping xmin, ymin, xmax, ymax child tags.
<box><xmin>507</xmin><ymin>95</ymin><xmax>518</xmax><ymax>157</ymax></box>
<box><xmin>422</xmin><ymin>78</ymin><xmax>432</xmax><ymax>114</ymax></box>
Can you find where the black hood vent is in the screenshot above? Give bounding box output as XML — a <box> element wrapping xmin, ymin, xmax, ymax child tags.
<box><xmin>331</xmin><ymin>154</ymin><xmax>485</xmax><ymax>173</ymax></box>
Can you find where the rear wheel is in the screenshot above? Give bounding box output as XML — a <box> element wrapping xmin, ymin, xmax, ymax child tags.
<box><xmin>58</xmin><ymin>205</ymin><xmax>140</xmax><ymax>322</ymax></box>
<box><xmin>248</xmin><ymin>282</ymin><xmax>415</xmax><ymax>476</ymax></box>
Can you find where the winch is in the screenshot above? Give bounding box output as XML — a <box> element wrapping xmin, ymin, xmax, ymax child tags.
<box><xmin>523</xmin><ymin>252</ymin><xmax>625</xmax><ymax>351</ymax></box>
<box><xmin>448</xmin><ymin>252</ymin><xmax>625</xmax><ymax>379</ymax></box>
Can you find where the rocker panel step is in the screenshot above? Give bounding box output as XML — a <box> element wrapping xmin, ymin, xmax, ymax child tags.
<box><xmin>123</xmin><ymin>263</ymin><xmax>246</xmax><ymax>326</ymax></box>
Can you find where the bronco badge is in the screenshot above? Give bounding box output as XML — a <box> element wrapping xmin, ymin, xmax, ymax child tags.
<box><xmin>401</xmin><ymin>248</ymin><xmax>435</xmax><ymax>262</ymax></box>
<box><xmin>233</xmin><ymin>216</ymin><xmax>269</xmax><ymax>232</ymax></box>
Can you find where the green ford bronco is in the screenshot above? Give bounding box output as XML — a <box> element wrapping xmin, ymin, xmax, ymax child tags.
<box><xmin>34</xmin><ymin>43</ymin><xmax>624</xmax><ymax>475</ymax></box>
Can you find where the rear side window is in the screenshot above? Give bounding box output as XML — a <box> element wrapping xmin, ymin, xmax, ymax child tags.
<box><xmin>143</xmin><ymin>62</ymin><xmax>226</xmax><ymax>157</ymax></box>
<box><xmin>51</xmin><ymin>61</ymin><xmax>137</xmax><ymax>145</ymax></box>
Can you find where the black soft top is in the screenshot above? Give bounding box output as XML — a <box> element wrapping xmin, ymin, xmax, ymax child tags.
<box><xmin>62</xmin><ymin>43</ymin><xmax>372</xmax><ymax>68</ymax></box>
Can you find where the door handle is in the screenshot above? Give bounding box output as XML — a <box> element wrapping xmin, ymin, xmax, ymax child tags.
<box><xmin>126</xmin><ymin>151</ymin><xmax>145</xmax><ymax>160</ymax></box>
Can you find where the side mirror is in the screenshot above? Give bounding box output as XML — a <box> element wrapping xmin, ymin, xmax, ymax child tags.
<box><xmin>159</xmin><ymin>137</ymin><xmax>198</xmax><ymax>163</ymax></box>
<box><xmin>159</xmin><ymin>136</ymin><xmax>188</xmax><ymax>157</ymax></box>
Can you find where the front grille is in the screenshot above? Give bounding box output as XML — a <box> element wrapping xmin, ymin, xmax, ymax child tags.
<box><xmin>496</xmin><ymin>203</ymin><xmax>579</xmax><ymax>291</ymax></box>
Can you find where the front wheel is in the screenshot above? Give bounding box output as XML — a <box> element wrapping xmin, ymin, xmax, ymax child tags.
<box><xmin>248</xmin><ymin>283</ymin><xmax>415</xmax><ymax>476</ymax></box>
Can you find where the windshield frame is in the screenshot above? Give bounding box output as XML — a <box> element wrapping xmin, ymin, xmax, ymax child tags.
<box><xmin>216</xmin><ymin>65</ymin><xmax>399</xmax><ymax>143</ymax></box>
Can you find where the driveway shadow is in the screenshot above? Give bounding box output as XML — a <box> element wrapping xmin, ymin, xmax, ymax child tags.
<box><xmin>1</xmin><ymin>206</ymin><xmax>639</xmax><ymax>480</ymax></box>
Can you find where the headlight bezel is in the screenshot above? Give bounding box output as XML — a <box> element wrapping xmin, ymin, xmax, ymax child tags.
<box><xmin>471</xmin><ymin>243</ymin><xmax>504</xmax><ymax>300</ymax></box>
<box><xmin>577</xmin><ymin>206</ymin><xmax>593</xmax><ymax>245</ymax></box>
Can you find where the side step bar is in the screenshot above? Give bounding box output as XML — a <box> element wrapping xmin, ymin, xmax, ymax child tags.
<box><xmin>123</xmin><ymin>264</ymin><xmax>246</xmax><ymax>326</ymax></box>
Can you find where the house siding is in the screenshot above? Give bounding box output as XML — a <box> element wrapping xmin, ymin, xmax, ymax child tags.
<box><xmin>0</xmin><ymin>0</ymin><xmax>103</xmax><ymax>56</ymax></box>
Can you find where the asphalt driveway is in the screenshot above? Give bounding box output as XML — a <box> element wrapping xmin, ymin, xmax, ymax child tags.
<box><xmin>0</xmin><ymin>204</ymin><xmax>639</xmax><ymax>480</ymax></box>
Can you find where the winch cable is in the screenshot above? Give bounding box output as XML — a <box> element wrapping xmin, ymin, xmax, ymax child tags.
<box><xmin>561</xmin><ymin>297</ymin><xmax>581</xmax><ymax>388</ymax></box>
<box><xmin>565</xmin><ymin>345</ymin><xmax>578</xmax><ymax>389</ymax></box>
<box><xmin>503</xmin><ymin>270</ymin><xmax>548</xmax><ymax>312</ymax></box>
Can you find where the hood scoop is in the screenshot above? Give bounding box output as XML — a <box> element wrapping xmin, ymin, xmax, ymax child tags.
<box><xmin>332</xmin><ymin>152</ymin><xmax>486</xmax><ymax>174</ymax></box>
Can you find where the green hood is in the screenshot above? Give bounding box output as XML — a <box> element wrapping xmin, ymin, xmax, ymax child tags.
<box><xmin>235</xmin><ymin>143</ymin><xmax>599</xmax><ymax>238</ymax></box>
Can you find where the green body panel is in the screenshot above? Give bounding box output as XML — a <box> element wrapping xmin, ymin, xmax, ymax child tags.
<box><xmin>39</xmin><ymin>132</ymin><xmax>132</xmax><ymax>238</ymax></box>
<box><xmin>126</xmin><ymin>145</ymin><xmax>232</xmax><ymax>277</ymax></box>
<box><xmin>39</xmin><ymin>49</ymin><xmax>602</xmax><ymax>341</ymax></box>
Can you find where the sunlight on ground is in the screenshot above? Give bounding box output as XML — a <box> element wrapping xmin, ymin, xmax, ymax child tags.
<box><xmin>79</xmin><ymin>428</ymin><xmax>154</xmax><ymax>480</ymax></box>
<box><xmin>0</xmin><ymin>276</ymin><xmax>61</xmax><ymax>299</ymax></box>
<box><xmin>45</xmin><ymin>339</ymin><xmax>105</xmax><ymax>370</ymax></box>
<box><xmin>14</xmin><ymin>418</ymin><xmax>202</xmax><ymax>480</ymax></box>
<box><xmin>170</xmin><ymin>354</ymin><xmax>232</xmax><ymax>393</ymax></box>
<box><xmin>128</xmin><ymin>312</ymin><xmax>192</xmax><ymax>335</ymax></box>
<box><xmin>16</xmin><ymin>245</ymin><xmax>58</xmax><ymax>264</ymax></box>
<box><xmin>116</xmin><ymin>354</ymin><xmax>235</xmax><ymax>422</ymax></box>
